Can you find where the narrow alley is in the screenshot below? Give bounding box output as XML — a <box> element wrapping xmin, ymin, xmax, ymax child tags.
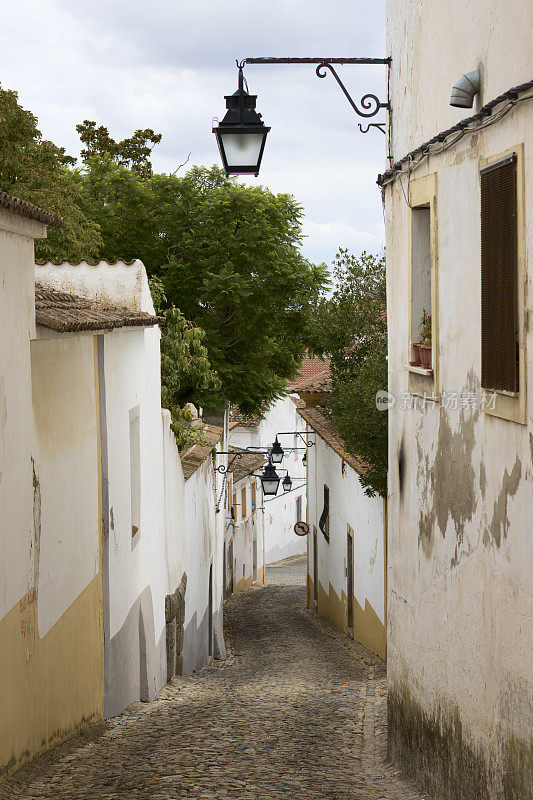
<box><xmin>1</xmin><ymin>557</ymin><xmax>428</xmax><ymax>800</ymax></box>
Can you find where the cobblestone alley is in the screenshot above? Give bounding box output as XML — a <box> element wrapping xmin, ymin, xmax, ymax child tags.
<box><xmin>1</xmin><ymin>556</ymin><xmax>430</xmax><ymax>800</ymax></box>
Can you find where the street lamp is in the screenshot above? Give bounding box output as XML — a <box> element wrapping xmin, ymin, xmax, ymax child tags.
<box><xmin>213</xmin><ymin>58</ymin><xmax>391</xmax><ymax>176</ymax></box>
<box><xmin>260</xmin><ymin>457</ymin><xmax>280</xmax><ymax>496</ymax></box>
<box><xmin>270</xmin><ymin>436</ymin><xmax>284</xmax><ymax>464</ymax></box>
<box><xmin>212</xmin><ymin>64</ymin><xmax>270</xmax><ymax>176</ymax></box>
<box><xmin>282</xmin><ymin>474</ymin><xmax>293</xmax><ymax>492</ymax></box>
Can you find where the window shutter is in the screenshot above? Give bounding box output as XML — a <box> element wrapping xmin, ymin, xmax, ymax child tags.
<box><xmin>480</xmin><ymin>154</ymin><xmax>519</xmax><ymax>392</ymax></box>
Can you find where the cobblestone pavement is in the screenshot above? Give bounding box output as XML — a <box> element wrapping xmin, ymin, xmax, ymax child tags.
<box><xmin>1</xmin><ymin>555</ymin><xmax>431</xmax><ymax>800</ymax></box>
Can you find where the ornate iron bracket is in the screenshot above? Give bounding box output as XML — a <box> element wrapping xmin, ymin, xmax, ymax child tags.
<box><xmin>240</xmin><ymin>57</ymin><xmax>390</xmax><ymax>135</ymax></box>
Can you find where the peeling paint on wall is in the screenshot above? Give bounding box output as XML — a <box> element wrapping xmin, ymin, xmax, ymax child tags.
<box><xmin>484</xmin><ymin>457</ymin><xmax>522</xmax><ymax>548</ymax></box>
<box><xmin>418</xmin><ymin>409</ymin><xmax>478</xmax><ymax>557</ymax></box>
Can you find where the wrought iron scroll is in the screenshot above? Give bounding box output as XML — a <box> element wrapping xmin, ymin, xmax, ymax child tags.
<box><xmin>315</xmin><ymin>62</ymin><xmax>388</xmax><ymax>133</ymax></box>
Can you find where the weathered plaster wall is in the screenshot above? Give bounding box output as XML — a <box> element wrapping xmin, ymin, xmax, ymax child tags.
<box><xmin>307</xmin><ymin>429</ymin><xmax>386</xmax><ymax>659</ymax></box>
<box><xmin>102</xmin><ymin>326</ymin><xmax>167</xmax><ymax>716</ymax></box>
<box><xmin>229</xmin><ymin>395</ymin><xmax>306</xmax><ymax>563</ymax></box>
<box><xmin>35</xmin><ymin>260</ymin><xmax>169</xmax><ymax>719</ymax></box>
<box><xmin>0</xmin><ymin>213</ymin><xmax>104</xmax><ymax>777</ymax></box>
<box><xmin>385</xmin><ymin>3</ymin><xmax>533</xmax><ymax>797</ymax></box>
<box><xmin>161</xmin><ymin>412</ymin><xmax>226</xmax><ymax>675</ymax></box>
<box><xmin>231</xmin><ymin>475</ymin><xmax>265</xmax><ymax>592</ymax></box>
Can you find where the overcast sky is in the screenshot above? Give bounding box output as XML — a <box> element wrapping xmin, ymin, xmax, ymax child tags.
<box><xmin>0</xmin><ymin>0</ymin><xmax>387</xmax><ymax>268</ymax></box>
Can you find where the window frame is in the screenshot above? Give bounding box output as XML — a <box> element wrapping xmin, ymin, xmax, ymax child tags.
<box><xmin>480</xmin><ymin>144</ymin><xmax>527</xmax><ymax>425</ymax></box>
<box><xmin>407</xmin><ymin>172</ymin><xmax>439</xmax><ymax>400</ymax></box>
<box><xmin>241</xmin><ymin>485</ymin><xmax>247</xmax><ymax>519</ymax></box>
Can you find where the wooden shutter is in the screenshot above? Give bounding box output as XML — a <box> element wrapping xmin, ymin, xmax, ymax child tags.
<box><xmin>480</xmin><ymin>154</ymin><xmax>519</xmax><ymax>392</ymax></box>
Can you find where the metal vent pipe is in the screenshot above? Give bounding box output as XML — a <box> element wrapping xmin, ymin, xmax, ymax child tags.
<box><xmin>450</xmin><ymin>70</ymin><xmax>480</xmax><ymax>108</ymax></box>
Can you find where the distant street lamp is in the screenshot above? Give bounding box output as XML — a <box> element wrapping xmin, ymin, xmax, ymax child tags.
<box><xmin>213</xmin><ymin>57</ymin><xmax>391</xmax><ymax>175</ymax></box>
<box><xmin>260</xmin><ymin>457</ymin><xmax>281</xmax><ymax>496</ymax></box>
<box><xmin>212</xmin><ymin>64</ymin><xmax>270</xmax><ymax>177</ymax></box>
<box><xmin>282</xmin><ymin>474</ymin><xmax>293</xmax><ymax>492</ymax></box>
<box><xmin>270</xmin><ymin>436</ymin><xmax>284</xmax><ymax>464</ymax></box>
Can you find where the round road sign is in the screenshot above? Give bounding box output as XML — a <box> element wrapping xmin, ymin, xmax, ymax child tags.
<box><xmin>294</xmin><ymin>521</ymin><xmax>310</xmax><ymax>537</ymax></box>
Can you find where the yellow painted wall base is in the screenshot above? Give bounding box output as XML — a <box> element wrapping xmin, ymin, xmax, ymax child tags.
<box><xmin>256</xmin><ymin>566</ymin><xmax>265</xmax><ymax>585</ymax></box>
<box><xmin>234</xmin><ymin>574</ymin><xmax>254</xmax><ymax>593</ymax></box>
<box><xmin>315</xmin><ymin>580</ymin><xmax>386</xmax><ymax>661</ymax></box>
<box><xmin>0</xmin><ymin>575</ymin><xmax>104</xmax><ymax>779</ymax></box>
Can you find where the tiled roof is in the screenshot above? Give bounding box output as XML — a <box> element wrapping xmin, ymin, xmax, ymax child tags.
<box><xmin>0</xmin><ymin>190</ymin><xmax>62</xmax><ymax>227</ymax></box>
<box><xmin>180</xmin><ymin>424</ymin><xmax>223</xmax><ymax>480</ymax></box>
<box><xmin>297</xmin><ymin>403</ymin><xmax>367</xmax><ymax>477</ymax></box>
<box><xmin>227</xmin><ymin>448</ymin><xmax>265</xmax><ymax>483</ymax></box>
<box><xmin>291</xmin><ymin>368</ymin><xmax>331</xmax><ymax>395</ymax></box>
<box><xmin>229</xmin><ymin>406</ymin><xmax>263</xmax><ymax>429</ymax></box>
<box><xmin>35</xmin><ymin>284</ymin><xmax>165</xmax><ymax>333</ymax></box>
<box><xmin>289</xmin><ymin>353</ymin><xmax>331</xmax><ymax>387</ymax></box>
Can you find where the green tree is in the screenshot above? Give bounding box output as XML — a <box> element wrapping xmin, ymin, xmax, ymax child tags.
<box><xmin>150</xmin><ymin>277</ymin><xmax>221</xmax><ymax>450</ymax></box>
<box><xmin>76</xmin><ymin>120</ymin><xmax>161</xmax><ymax>180</ymax></box>
<box><xmin>152</xmin><ymin>166</ymin><xmax>329</xmax><ymax>414</ymax></box>
<box><xmin>0</xmin><ymin>85</ymin><xmax>101</xmax><ymax>261</ymax></box>
<box><xmin>309</xmin><ymin>250</ymin><xmax>387</xmax><ymax>497</ymax></box>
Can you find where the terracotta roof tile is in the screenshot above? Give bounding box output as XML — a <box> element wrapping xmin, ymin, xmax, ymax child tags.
<box><xmin>229</xmin><ymin>406</ymin><xmax>263</xmax><ymax>429</ymax></box>
<box><xmin>292</xmin><ymin>368</ymin><xmax>331</xmax><ymax>395</ymax></box>
<box><xmin>0</xmin><ymin>190</ymin><xmax>62</xmax><ymax>227</ymax></box>
<box><xmin>289</xmin><ymin>353</ymin><xmax>331</xmax><ymax>387</ymax></box>
<box><xmin>297</xmin><ymin>403</ymin><xmax>367</xmax><ymax>476</ymax></box>
<box><xmin>35</xmin><ymin>284</ymin><xmax>165</xmax><ymax>333</ymax></box>
<box><xmin>227</xmin><ymin>448</ymin><xmax>265</xmax><ymax>483</ymax></box>
<box><xmin>180</xmin><ymin>424</ymin><xmax>223</xmax><ymax>480</ymax></box>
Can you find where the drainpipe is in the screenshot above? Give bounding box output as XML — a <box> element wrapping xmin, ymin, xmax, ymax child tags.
<box><xmin>450</xmin><ymin>70</ymin><xmax>480</xmax><ymax>108</ymax></box>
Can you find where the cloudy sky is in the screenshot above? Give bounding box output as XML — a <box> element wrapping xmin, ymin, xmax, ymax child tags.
<box><xmin>0</xmin><ymin>0</ymin><xmax>387</xmax><ymax>268</ymax></box>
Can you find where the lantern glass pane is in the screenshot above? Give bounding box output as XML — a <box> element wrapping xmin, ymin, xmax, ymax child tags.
<box><xmin>220</xmin><ymin>132</ymin><xmax>264</xmax><ymax>168</ymax></box>
<box><xmin>271</xmin><ymin>451</ymin><xmax>283</xmax><ymax>464</ymax></box>
<box><xmin>261</xmin><ymin>478</ymin><xmax>280</xmax><ymax>496</ymax></box>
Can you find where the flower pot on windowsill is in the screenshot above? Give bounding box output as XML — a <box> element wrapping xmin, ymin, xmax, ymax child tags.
<box><xmin>410</xmin><ymin>343</ymin><xmax>422</xmax><ymax>367</ymax></box>
<box><xmin>418</xmin><ymin>343</ymin><xmax>432</xmax><ymax>369</ymax></box>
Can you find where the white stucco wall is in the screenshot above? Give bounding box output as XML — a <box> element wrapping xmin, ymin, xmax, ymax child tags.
<box><xmin>36</xmin><ymin>259</ymin><xmax>154</xmax><ymax>314</ymax></box>
<box><xmin>384</xmin><ymin>2</ymin><xmax>533</xmax><ymax>795</ymax></box>
<box><xmin>102</xmin><ymin>325</ymin><xmax>167</xmax><ymax>710</ymax></box>
<box><xmin>229</xmin><ymin>395</ymin><xmax>307</xmax><ymax>563</ymax></box>
<box><xmin>31</xmin><ymin>335</ymin><xmax>100</xmax><ymax>638</ymax></box>
<box><xmin>162</xmin><ymin>412</ymin><xmax>226</xmax><ymax>674</ymax></box>
<box><xmin>306</xmin><ymin>425</ymin><xmax>385</xmax><ymax>657</ymax></box>
<box><xmin>230</xmin><ymin>474</ymin><xmax>265</xmax><ymax>590</ymax></box>
<box><xmin>0</xmin><ymin>211</ymin><xmax>43</xmax><ymax>620</ymax></box>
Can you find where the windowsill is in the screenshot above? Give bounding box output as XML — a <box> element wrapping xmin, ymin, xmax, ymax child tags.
<box><xmin>405</xmin><ymin>363</ymin><xmax>433</xmax><ymax>377</ymax></box>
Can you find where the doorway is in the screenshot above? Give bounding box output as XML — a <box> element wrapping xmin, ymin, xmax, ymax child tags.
<box><xmin>347</xmin><ymin>526</ymin><xmax>354</xmax><ymax>636</ymax></box>
<box><xmin>253</xmin><ymin>538</ymin><xmax>258</xmax><ymax>583</ymax></box>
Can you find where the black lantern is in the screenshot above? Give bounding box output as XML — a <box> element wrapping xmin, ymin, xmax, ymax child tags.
<box><xmin>270</xmin><ymin>436</ymin><xmax>284</xmax><ymax>464</ymax></box>
<box><xmin>302</xmin><ymin>452</ymin><xmax>307</xmax><ymax>466</ymax></box>
<box><xmin>260</xmin><ymin>457</ymin><xmax>280</xmax><ymax>496</ymax></box>
<box><xmin>213</xmin><ymin>66</ymin><xmax>270</xmax><ymax>176</ymax></box>
<box><xmin>282</xmin><ymin>474</ymin><xmax>293</xmax><ymax>492</ymax></box>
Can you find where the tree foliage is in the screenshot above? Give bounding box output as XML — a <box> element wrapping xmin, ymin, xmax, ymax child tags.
<box><xmin>76</xmin><ymin>160</ymin><xmax>328</xmax><ymax>412</ymax></box>
<box><xmin>0</xmin><ymin>85</ymin><xmax>101</xmax><ymax>261</ymax></box>
<box><xmin>150</xmin><ymin>277</ymin><xmax>221</xmax><ymax>450</ymax></box>
<box><xmin>76</xmin><ymin>120</ymin><xmax>161</xmax><ymax>179</ymax></box>
<box><xmin>153</xmin><ymin>166</ymin><xmax>329</xmax><ymax>413</ymax></box>
<box><xmin>309</xmin><ymin>250</ymin><xmax>387</xmax><ymax>497</ymax></box>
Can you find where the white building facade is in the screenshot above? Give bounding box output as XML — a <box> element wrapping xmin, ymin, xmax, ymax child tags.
<box><xmin>298</xmin><ymin>403</ymin><xmax>386</xmax><ymax>660</ymax></box>
<box><xmin>381</xmin><ymin>3</ymin><xmax>533</xmax><ymax>797</ymax></box>
<box><xmin>229</xmin><ymin>395</ymin><xmax>307</xmax><ymax>564</ymax></box>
